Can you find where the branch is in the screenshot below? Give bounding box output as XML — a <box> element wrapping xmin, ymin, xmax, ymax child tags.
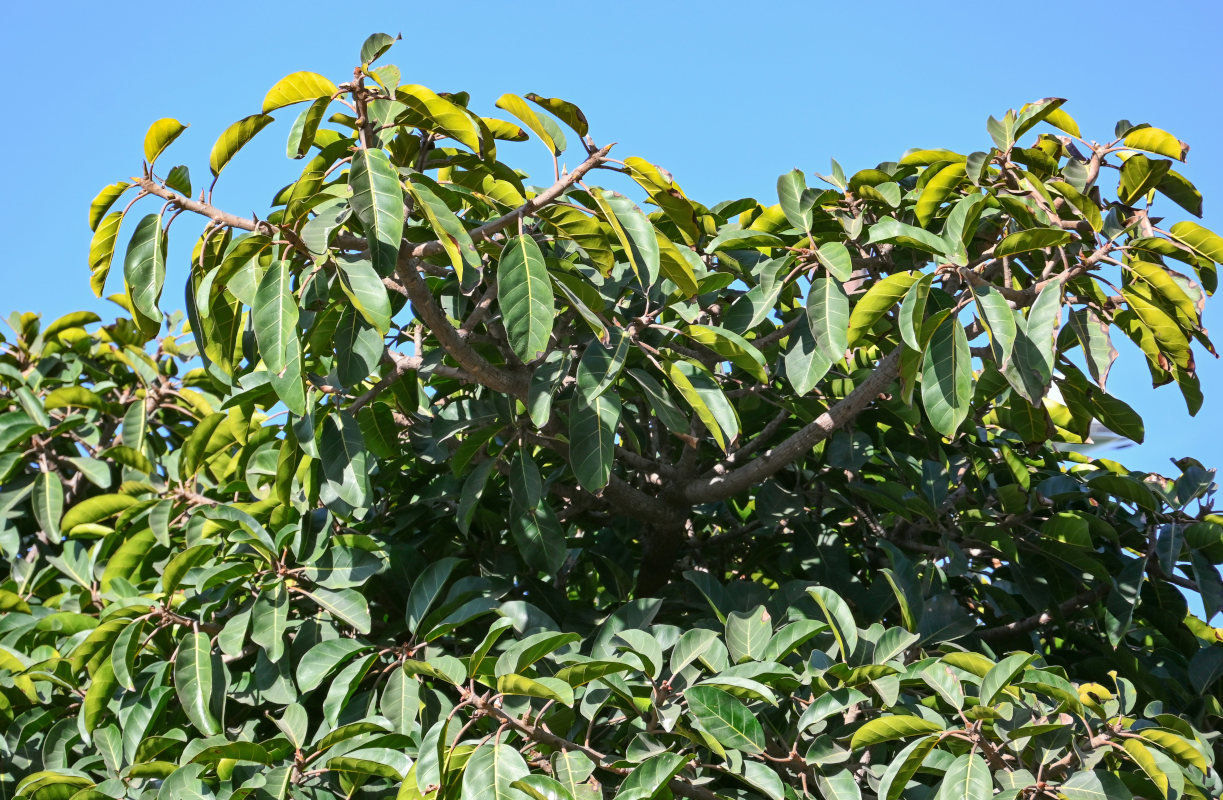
<box><xmin>349</xmin><ymin>350</ymin><xmax>472</xmax><ymax>413</ymax></box>
<box><xmin>404</xmin><ymin>144</ymin><xmax>614</xmax><ymax>261</ymax></box>
<box><xmin>394</xmin><ymin>258</ymin><xmax>527</xmax><ymax>398</ymax></box>
<box><xmin>136</xmin><ymin>178</ymin><xmax>272</xmax><ymax>234</ymax></box>
<box><xmin>977</xmin><ymin>585</ymin><xmax>1108</xmax><ymax>641</ymax></box>
<box><xmin>682</xmin><ymin>348</ymin><xmax>902</xmax><ymax>504</ymax></box>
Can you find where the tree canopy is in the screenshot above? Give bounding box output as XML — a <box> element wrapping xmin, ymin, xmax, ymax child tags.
<box><xmin>2</xmin><ymin>33</ymin><xmax>1223</xmax><ymax>800</ymax></box>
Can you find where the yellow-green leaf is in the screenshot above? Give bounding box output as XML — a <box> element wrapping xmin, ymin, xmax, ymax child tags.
<box><xmin>262</xmin><ymin>71</ymin><xmax>338</xmax><ymax>113</ymax></box>
<box><xmin>143</xmin><ymin>118</ymin><xmax>188</xmax><ymax>166</ymax></box>
<box><xmin>210</xmin><ymin>114</ymin><xmax>275</xmax><ymax>177</ymax></box>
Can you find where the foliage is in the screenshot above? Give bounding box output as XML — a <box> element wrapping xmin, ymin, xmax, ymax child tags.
<box><xmin>3</xmin><ymin>33</ymin><xmax>1223</xmax><ymax>799</ymax></box>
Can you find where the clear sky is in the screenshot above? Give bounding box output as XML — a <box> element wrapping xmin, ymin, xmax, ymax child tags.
<box><xmin>3</xmin><ymin>0</ymin><xmax>1222</xmax><ymax>477</ymax></box>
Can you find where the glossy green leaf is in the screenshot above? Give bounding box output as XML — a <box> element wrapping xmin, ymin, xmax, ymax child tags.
<box><xmin>525</xmin><ymin>93</ymin><xmax>589</xmax><ymax>137</ymax></box>
<box><xmin>123</xmin><ymin>213</ymin><xmax>166</xmax><ymax>328</ymax></box>
<box><xmin>462</xmin><ymin>743</ymin><xmax>531</xmax><ymax>800</ymax></box>
<box><xmin>684</xmin><ymin>685</ymin><xmax>765</xmax><ymax>754</ymax></box>
<box><xmin>807</xmin><ymin>277</ymin><xmax>850</xmax><ymax>362</ymax></box>
<box><xmin>615</xmin><ymin>753</ymin><xmax>689</xmax><ymax>800</ymax></box>
<box><xmin>995</xmin><ymin>227</ymin><xmax>1074</xmax><ymax>258</ymax></box>
<box><xmin>938</xmin><ymin>753</ymin><xmax>992</xmax><ymax>800</ymax></box>
<box><xmin>974</xmin><ymin>284</ymin><xmax>1017</xmax><ymax>366</ymax></box>
<box><xmin>496</xmin><ymin>93</ymin><xmax>566</xmax><ymax>155</ymax></box>
<box><xmin>666</xmin><ymin>359</ymin><xmax>738</xmax><ymax>450</ymax></box>
<box><xmin>807</xmin><ymin>587</ymin><xmax>859</xmax><ymax>661</ymax></box>
<box><xmin>593</xmin><ymin>189</ymin><xmax>660</xmax><ymax>289</ymax></box>
<box><xmin>847</xmin><ymin>271</ymin><xmax>919</xmax><ymax>348</ymax></box>
<box><xmin>511</xmin><ymin>498</ymin><xmax>567</xmax><ymax>573</ymax></box>
<box><xmin>921</xmin><ymin>314</ymin><xmax>972</xmax><ymax>437</ymax></box>
<box><xmin>252</xmin><ymin>260</ymin><xmax>298</xmax><ymax>375</ymax></box>
<box><xmin>174</xmin><ymin>632</ymin><xmax>220</xmax><ymax>735</ymax></box>
<box><xmin>569</xmin><ymin>391</ymin><xmax>620</xmax><ymax>492</ymax></box>
<box><xmin>349</xmin><ymin>147</ymin><xmax>404</xmax><ymax>279</ymax></box>
<box><xmin>498</xmin><ymin>234</ymin><xmax>555</xmax><ymax>363</ymax></box>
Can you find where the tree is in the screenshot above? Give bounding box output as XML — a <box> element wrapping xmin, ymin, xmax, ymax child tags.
<box><xmin>2</xmin><ymin>32</ymin><xmax>1222</xmax><ymax>799</ymax></box>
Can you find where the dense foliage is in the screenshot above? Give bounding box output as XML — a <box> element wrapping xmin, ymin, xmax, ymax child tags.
<box><xmin>3</xmin><ymin>33</ymin><xmax>1223</xmax><ymax>799</ymax></box>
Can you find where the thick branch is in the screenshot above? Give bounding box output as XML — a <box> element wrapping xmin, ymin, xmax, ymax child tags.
<box><xmin>395</xmin><ymin>258</ymin><xmax>527</xmax><ymax>397</ymax></box>
<box><xmin>682</xmin><ymin>348</ymin><xmax>902</xmax><ymax>504</ymax></box>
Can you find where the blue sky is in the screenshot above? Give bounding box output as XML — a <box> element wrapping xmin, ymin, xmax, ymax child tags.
<box><xmin>3</xmin><ymin>0</ymin><xmax>1222</xmax><ymax>477</ymax></box>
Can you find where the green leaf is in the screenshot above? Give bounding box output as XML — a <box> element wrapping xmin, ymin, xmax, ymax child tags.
<box><xmin>143</xmin><ymin>118</ymin><xmax>188</xmax><ymax>166</ymax></box>
<box><xmin>123</xmin><ymin>213</ymin><xmax>166</xmax><ymax>329</ymax></box>
<box><xmin>994</xmin><ymin>227</ymin><xmax>1074</xmax><ymax>258</ymax></box>
<box><xmin>513</xmin><ymin>775</ymin><xmax>576</xmax><ymax>800</ymax></box>
<box><xmin>174</xmin><ymin>632</ymin><xmax>220</xmax><ymax>735</ymax></box>
<box><xmin>593</xmin><ymin>189</ymin><xmax>660</xmax><ymax>290</ymax></box>
<box><xmin>1170</xmin><ymin>220</ymin><xmax>1223</xmax><ymax>265</ymax></box>
<box><xmin>915</xmin><ymin>162</ymin><xmax>967</xmax><ymax>226</ymax></box>
<box><xmin>405</xmin><ymin>175</ymin><xmax>481</xmax><ymax>287</ymax></box>
<box><xmin>1005</xmin><ymin>283</ymin><xmax>1062</xmax><ymax>404</ymax></box>
<box><xmin>576</xmin><ymin>330</ymin><xmax>630</xmax><ymax>400</ymax></box>
<box><xmin>525</xmin><ymin>93</ymin><xmax>590</xmax><ymax>137</ymax></box>
<box><xmin>877</xmin><ymin>735</ymin><xmax>940</xmax><ymax>800</ymax></box>
<box><xmin>899</xmin><ymin>273</ymin><xmax>934</xmax><ymax>351</ymax></box>
<box><xmin>396</xmin><ymin>84</ymin><xmax>484</xmax><ymax>155</ymax></box>
<box><xmin>569</xmin><ymin>391</ymin><xmax>620</xmax><ymax>493</ymax></box>
<box><xmin>937</xmin><ymin>753</ymin><xmax>991</xmax><ymax>800</ymax></box>
<box><xmin>847</xmin><ymin>271</ymin><xmax>920</xmax><ymax>348</ymax></box>
<box><xmin>666</xmin><ymin>360</ymin><xmax>738</xmax><ymax>450</ymax></box>
<box><xmin>511</xmin><ymin>499</ymin><xmax>567</xmax><ymax>573</ymax></box>
<box><xmin>920</xmin><ymin>314</ymin><xmax>972</xmax><ymax>437</ymax></box>
<box><xmin>111</xmin><ymin>618</ymin><xmax>146</xmax><ymax>691</ymax></box>
<box><xmin>807</xmin><ymin>277</ymin><xmax>850</xmax><ymax>362</ymax></box>
<box><xmin>336</xmin><ymin>254</ymin><xmax>392</xmax><ymax>334</ymax></box>
<box><xmin>615</xmin><ymin>753</ymin><xmax>690</xmax><ymax>800</ymax></box>
<box><xmin>335</xmin><ymin>304</ymin><xmax>383</xmax><ymax>386</ymax></box>
<box><xmin>498</xmin><ymin>234</ymin><xmax>555</xmax><ymax>363</ymax></box>
<box><xmin>980</xmin><ymin>652</ymin><xmax>1037</xmax><ymax>705</ymax></box>
<box><xmin>299</xmin><ymin>586</ymin><xmax>371</xmax><ymax>634</ymax></box>
<box><xmin>405</xmin><ymin>556</ymin><xmax>463</xmax><ymax>633</ymax></box>
<box><xmin>360</xmin><ymin>32</ymin><xmax>397</xmax><ymax>65</ymax></box>
<box><xmin>816</xmin><ymin>771</ymin><xmax>862</xmax><ymax>800</ymax></box>
<box><xmin>1125</xmin><ymin>126</ymin><xmax>1189</xmax><ymax>161</ymax></box>
<box><xmin>777</xmin><ymin>169</ymin><xmax>813</xmax><ymax>232</ymax></box>
<box><xmin>496</xmin><ymin>93</ymin><xmax>566</xmax><ymax>155</ymax></box>
<box><xmin>850</xmin><ymin>714</ymin><xmax>944</xmax><ymax>750</ymax></box>
<box><xmin>496</xmin><ymin>674</ymin><xmax>574</xmax><ymax>706</ymax></box>
<box><xmin>297</xmin><ymin>639</ymin><xmax>371</xmax><ymax>692</ymax></box>
<box><xmin>89</xmin><ymin>181</ymin><xmax>131</xmax><ymax>231</ymax></box>
<box><xmin>784</xmin><ymin>314</ymin><xmax>833</xmax><ymax>396</ymax></box>
<box><xmin>1057</xmin><ymin>770</ymin><xmax>1134</xmax><ymax>800</ymax></box>
<box><xmin>1119</xmin><ymin>154</ymin><xmax>1173</xmax><ymax>206</ymax></box>
<box><xmin>349</xmin><ymin>148</ymin><xmax>405</xmax><ymax>279</ymax></box>
<box><xmin>684</xmin><ymin>685</ymin><xmax>765</xmax><ymax>754</ymax></box>
<box><xmin>462</xmin><ymin>743</ymin><xmax>531</xmax><ymax>800</ymax></box>
<box><xmin>686</xmin><ymin>324</ymin><xmax>768</xmax><ymax>382</ymax></box>
<box><xmin>867</xmin><ymin>217</ymin><xmax>950</xmax><ymax>257</ymax></box>
<box><xmin>807</xmin><ymin>586</ymin><xmax>859</xmax><ymax>661</ymax></box>
<box><xmin>209</xmin><ymin>114</ymin><xmax>275</xmax><ymax>177</ymax></box>
<box><xmin>287</xmin><ymin>97</ymin><xmax>330</xmax><ymax>158</ymax></box>
<box><xmin>319</xmin><ymin>410</ymin><xmax>370</xmax><ymax>508</ymax></box>
<box><xmin>251</xmin><ymin>582</ymin><xmax>289</xmax><ymax>662</ymax></box>
<box><xmin>31</xmin><ymin>471</ymin><xmax>63</xmax><ymax>539</ymax></box>
<box><xmin>89</xmin><ymin>211</ymin><xmax>123</xmax><ymax>296</ymax></box>
<box><xmin>973</xmin><ymin>284</ymin><xmax>1018</xmax><ymax>366</ymax></box>
<box><xmin>726</xmin><ymin>606</ymin><xmax>773</xmax><ymax>664</ymax></box>
<box><xmin>61</xmin><ymin>493</ymin><xmax>137</xmax><ymax>533</ymax></box>
<box><xmin>253</xmin><ymin>260</ymin><xmax>298</xmax><ymax>375</ymax></box>
<box><xmin>262</xmin><ymin>71</ymin><xmax>338</xmax><ymax>113</ymax></box>
<box><xmin>817</xmin><ymin>241</ymin><xmax>854</xmax><ymax>281</ymax></box>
